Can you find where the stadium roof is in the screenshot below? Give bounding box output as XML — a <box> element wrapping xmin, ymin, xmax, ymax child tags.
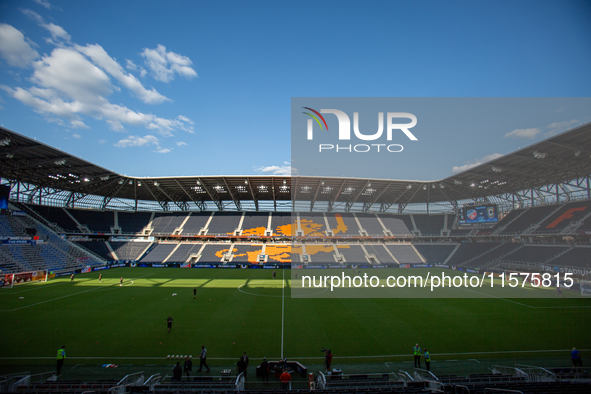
<box><xmin>1</xmin><ymin>123</ymin><xmax>591</xmax><ymax>212</ymax></box>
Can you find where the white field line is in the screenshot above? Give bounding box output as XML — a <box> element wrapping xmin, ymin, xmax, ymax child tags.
<box><xmin>1</xmin><ymin>348</ymin><xmax>588</xmax><ymax>361</ymax></box>
<box><xmin>0</xmin><ymin>282</ymin><xmax>65</xmax><ymax>294</ymax></box>
<box><xmin>0</xmin><ymin>273</ymin><xmax>154</xmax><ymax>312</ymax></box>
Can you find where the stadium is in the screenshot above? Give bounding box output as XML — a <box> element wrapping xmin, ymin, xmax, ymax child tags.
<box><xmin>1</xmin><ymin>120</ymin><xmax>591</xmax><ymax>394</ymax></box>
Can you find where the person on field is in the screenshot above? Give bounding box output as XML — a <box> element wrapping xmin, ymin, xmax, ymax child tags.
<box><xmin>242</xmin><ymin>352</ymin><xmax>249</xmax><ymax>378</ymax></box>
<box><xmin>56</xmin><ymin>345</ymin><xmax>66</xmax><ymax>375</ymax></box>
<box><xmin>325</xmin><ymin>349</ymin><xmax>333</xmax><ymax>371</ymax></box>
<box><xmin>424</xmin><ymin>348</ymin><xmax>431</xmax><ymax>371</ymax></box>
<box><xmin>184</xmin><ymin>356</ymin><xmax>193</xmax><ymax>377</ymax></box>
<box><xmin>237</xmin><ymin>355</ymin><xmax>246</xmax><ymax>377</ymax></box>
<box><xmin>280</xmin><ymin>368</ymin><xmax>291</xmax><ymax>389</ymax></box>
<box><xmin>413</xmin><ymin>343</ymin><xmax>421</xmax><ymax>368</ymax></box>
<box><xmin>167</xmin><ymin>315</ymin><xmax>173</xmax><ymax>333</ymax></box>
<box><xmin>571</xmin><ymin>347</ymin><xmax>582</xmax><ymax>368</ymax></box>
<box><xmin>172</xmin><ymin>362</ymin><xmax>182</xmax><ymax>382</ymax></box>
<box><xmin>198</xmin><ymin>345</ymin><xmax>210</xmax><ymax>372</ymax></box>
<box><xmin>99</xmin><ymin>273</ymin><xmax>102</xmax><ymax>282</ymax></box>
<box><xmin>259</xmin><ymin>357</ymin><xmax>269</xmax><ymax>381</ymax></box>
<box><xmin>193</xmin><ymin>287</ymin><xmax>197</xmax><ymax>299</ymax></box>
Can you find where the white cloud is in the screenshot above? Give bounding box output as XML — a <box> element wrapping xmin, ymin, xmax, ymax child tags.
<box><xmin>544</xmin><ymin>119</ymin><xmax>579</xmax><ymax>137</ymax></box>
<box><xmin>504</xmin><ymin>128</ymin><xmax>541</xmax><ymax>139</ymax></box>
<box><xmin>76</xmin><ymin>43</ymin><xmax>169</xmax><ymax>104</ymax></box>
<box><xmin>72</xmin><ymin>133</ymin><xmax>81</xmax><ymax>139</ymax></box>
<box><xmin>176</xmin><ymin>141</ymin><xmax>187</xmax><ymax>146</ymax></box>
<box><xmin>70</xmin><ymin>119</ymin><xmax>89</xmax><ymax>129</ymax></box>
<box><xmin>0</xmin><ymin>24</ymin><xmax>39</xmax><ymax>67</ymax></box>
<box><xmin>22</xmin><ymin>10</ymin><xmax>71</xmax><ymax>42</ymax></box>
<box><xmin>452</xmin><ymin>153</ymin><xmax>503</xmax><ymax>174</ymax></box>
<box><xmin>125</xmin><ymin>59</ymin><xmax>137</xmax><ymax>71</ymax></box>
<box><xmin>33</xmin><ymin>0</ymin><xmax>52</xmax><ymax>9</ymax></box>
<box><xmin>2</xmin><ymin>14</ymin><xmax>195</xmax><ymax>137</ymax></box>
<box><xmin>3</xmin><ymin>47</ymin><xmax>194</xmax><ymax>135</ymax></box>
<box><xmin>255</xmin><ymin>164</ymin><xmax>292</xmax><ymax>176</ymax></box>
<box><xmin>155</xmin><ymin>146</ymin><xmax>171</xmax><ymax>154</ymax></box>
<box><xmin>114</xmin><ymin>134</ymin><xmax>159</xmax><ymax>148</ymax></box>
<box><xmin>141</xmin><ymin>44</ymin><xmax>197</xmax><ymax>82</ymax></box>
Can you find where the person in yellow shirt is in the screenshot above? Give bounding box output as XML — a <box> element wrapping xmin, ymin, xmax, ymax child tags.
<box><xmin>56</xmin><ymin>346</ymin><xmax>66</xmax><ymax>375</ymax></box>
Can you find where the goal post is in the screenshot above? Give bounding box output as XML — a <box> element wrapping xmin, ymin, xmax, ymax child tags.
<box><xmin>3</xmin><ymin>270</ymin><xmax>48</xmax><ymax>288</ymax></box>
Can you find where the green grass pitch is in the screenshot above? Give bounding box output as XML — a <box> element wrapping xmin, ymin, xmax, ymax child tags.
<box><xmin>1</xmin><ymin>267</ymin><xmax>590</xmax><ymax>367</ymax></box>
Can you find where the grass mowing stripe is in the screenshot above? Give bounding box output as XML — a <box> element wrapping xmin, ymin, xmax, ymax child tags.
<box><xmin>1</xmin><ymin>273</ymin><xmax>154</xmax><ymax>312</ymax></box>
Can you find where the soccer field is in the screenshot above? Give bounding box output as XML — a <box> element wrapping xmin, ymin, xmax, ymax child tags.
<box><xmin>1</xmin><ymin>267</ymin><xmax>590</xmax><ymax>367</ymax></box>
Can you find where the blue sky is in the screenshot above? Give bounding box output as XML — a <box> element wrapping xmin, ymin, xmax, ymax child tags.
<box><xmin>0</xmin><ymin>0</ymin><xmax>590</xmax><ymax>179</ymax></box>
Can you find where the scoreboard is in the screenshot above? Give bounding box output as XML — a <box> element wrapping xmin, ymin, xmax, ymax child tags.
<box><xmin>458</xmin><ymin>204</ymin><xmax>498</xmax><ymax>224</ymax></box>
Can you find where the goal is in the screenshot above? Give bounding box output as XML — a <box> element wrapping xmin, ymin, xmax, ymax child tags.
<box><xmin>3</xmin><ymin>270</ymin><xmax>48</xmax><ymax>288</ymax></box>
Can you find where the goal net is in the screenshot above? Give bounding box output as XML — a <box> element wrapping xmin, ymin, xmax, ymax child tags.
<box><xmin>2</xmin><ymin>270</ymin><xmax>48</xmax><ymax>288</ymax></box>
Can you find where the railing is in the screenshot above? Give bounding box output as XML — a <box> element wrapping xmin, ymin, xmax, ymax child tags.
<box><xmin>413</xmin><ymin>368</ymin><xmax>439</xmax><ymax>382</ymax></box>
<box><xmin>484</xmin><ymin>389</ymin><xmax>524</xmax><ymax>394</ymax></box>
<box><xmin>515</xmin><ymin>364</ymin><xmax>556</xmax><ymax>382</ymax></box>
<box><xmin>453</xmin><ymin>384</ymin><xmax>471</xmax><ymax>394</ymax></box>
<box><xmin>117</xmin><ymin>371</ymin><xmax>144</xmax><ymax>386</ymax></box>
<box><xmin>107</xmin><ymin>371</ymin><xmax>144</xmax><ymax>394</ymax></box>
<box><xmin>397</xmin><ymin>370</ymin><xmax>414</xmax><ymax>383</ymax></box>
<box><xmin>144</xmin><ymin>373</ymin><xmax>161</xmax><ymax>390</ymax></box>
<box><xmin>491</xmin><ymin>365</ymin><xmax>528</xmax><ymax>380</ymax></box>
<box><xmin>317</xmin><ymin>371</ymin><xmax>327</xmax><ymax>389</ymax></box>
<box><xmin>235</xmin><ymin>371</ymin><xmax>245</xmax><ymax>392</ymax></box>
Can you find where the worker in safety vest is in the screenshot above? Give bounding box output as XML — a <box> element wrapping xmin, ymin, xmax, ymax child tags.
<box><xmin>413</xmin><ymin>343</ymin><xmax>421</xmax><ymax>368</ymax></box>
<box><xmin>56</xmin><ymin>345</ymin><xmax>66</xmax><ymax>375</ymax></box>
<box><xmin>424</xmin><ymin>348</ymin><xmax>431</xmax><ymax>371</ymax></box>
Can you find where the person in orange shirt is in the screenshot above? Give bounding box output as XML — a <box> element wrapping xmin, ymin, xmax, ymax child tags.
<box><xmin>280</xmin><ymin>368</ymin><xmax>291</xmax><ymax>389</ymax></box>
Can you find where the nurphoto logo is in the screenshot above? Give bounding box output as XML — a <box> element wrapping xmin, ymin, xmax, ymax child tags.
<box><xmin>303</xmin><ymin>107</ymin><xmax>418</xmax><ymax>153</ymax></box>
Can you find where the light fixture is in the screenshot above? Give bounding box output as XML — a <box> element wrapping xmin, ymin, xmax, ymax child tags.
<box><xmin>154</xmin><ymin>181</ymin><xmax>159</xmax><ymax>186</ymax></box>
<box><xmin>491</xmin><ymin>166</ymin><xmax>502</xmax><ymax>173</ymax></box>
<box><xmin>83</xmin><ymin>177</ymin><xmax>90</xmax><ymax>182</ymax></box>
<box><xmin>6</xmin><ymin>153</ymin><xmax>13</xmax><ymax>158</ymax></box>
<box><xmin>574</xmin><ymin>151</ymin><xmax>581</xmax><ymax>157</ymax></box>
<box><xmin>406</xmin><ymin>184</ymin><xmax>412</xmax><ymax>189</ymax></box>
<box><xmin>54</xmin><ymin>159</ymin><xmax>67</xmax><ymax>166</ymax></box>
<box><xmin>0</xmin><ymin>138</ymin><xmax>10</xmax><ymax>147</ymax></box>
<box><xmin>423</xmin><ymin>185</ymin><xmax>427</xmax><ymax>190</ymax></box>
